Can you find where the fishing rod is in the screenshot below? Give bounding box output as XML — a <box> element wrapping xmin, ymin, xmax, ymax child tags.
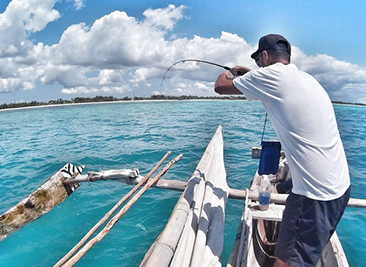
<box><xmin>160</xmin><ymin>59</ymin><xmax>233</xmax><ymax>86</ymax></box>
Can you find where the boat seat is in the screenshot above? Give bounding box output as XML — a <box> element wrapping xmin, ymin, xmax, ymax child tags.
<box><xmin>250</xmin><ymin>204</ymin><xmax>285</xmax><ymax>221</ymax></box>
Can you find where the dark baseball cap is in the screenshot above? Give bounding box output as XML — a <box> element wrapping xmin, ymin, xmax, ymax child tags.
<box><xmin>251</xmin><ymin>34</ymin><xmax>291</xmax><ymax>59</ymax></box>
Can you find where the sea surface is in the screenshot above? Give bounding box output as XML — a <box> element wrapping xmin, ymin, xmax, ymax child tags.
<box><xmin>0</xmin><ymin>100</ymin><xmax>365</xmax><ymax>267</ymax></box>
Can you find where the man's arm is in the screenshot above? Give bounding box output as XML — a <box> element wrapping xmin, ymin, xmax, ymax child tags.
<box><xmin>214</xmin><ymin>66</ymin><xmax>250</xmax><ymax>95</ymax></box>
<box><xmin>214</xmin><ymin>72</ymin><xmax>242</xmax><ymax>95</ymax></box>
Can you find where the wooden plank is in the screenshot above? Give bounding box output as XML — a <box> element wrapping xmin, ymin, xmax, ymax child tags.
<box><xmin>250</xmin><ymin>204</ymin><xmax>285</xmax><ymax>221</ymax></box>
<box><xmin>0</xmin><ymin>163</ymin><xmax>83</xmax><ymax>242</ymax></box>
<box><xmin>170</xmin><ymin>176</ymin><xmax>206</xmax><ymax>267</ymax></box>
<box><xmin>189</xmin><ymin>125</ymin><xmax>229</xmax><ymax>267</ymax></box>
<box><xmin>329</xmin><ymin>232</ymin><xmax>349</xmax><ymax>267</ymax></box>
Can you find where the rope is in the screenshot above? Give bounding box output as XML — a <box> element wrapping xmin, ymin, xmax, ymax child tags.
<box><xmin>260</xmin><ymin>113</ymin><xmax>268</xmax><ymax>143</ymax></box>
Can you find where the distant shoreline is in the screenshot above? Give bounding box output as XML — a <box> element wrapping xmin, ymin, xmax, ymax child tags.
<box><xmin>0</xmin><ymin>99</ymin><xmax>246</xmax><ymax>112</ymax></box>
<box><xmin>0</xmin><ymin>95</ymin><xmax>248</xmax><ymax>111</ymax></box>
<box><xmin>0</xmin><ymin>95</ymin><xmax>365</xmax><ymax>112</ymax></box>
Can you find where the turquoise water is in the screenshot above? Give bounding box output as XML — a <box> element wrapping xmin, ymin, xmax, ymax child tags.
<box><xmin>0</xmin><ymin>100</ymin><xmax>365</xmax><ymax>267</ymax></box>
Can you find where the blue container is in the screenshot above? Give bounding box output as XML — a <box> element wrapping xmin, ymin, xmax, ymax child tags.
<box><xmin>259</xmin><ymin>191</ymin><xmax>271</xmax><ymax>206</ymax></box>
<box><xmin>258</xmin><ymin>141</ymin><xmax>281</xmax><ymax>175</ymax></box>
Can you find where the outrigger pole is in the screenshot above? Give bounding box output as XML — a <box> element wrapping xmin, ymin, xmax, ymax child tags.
<box><xmin>58</xmin><ymin>153</ymin><xmax>183</xmax><ymax>267</ymax></box>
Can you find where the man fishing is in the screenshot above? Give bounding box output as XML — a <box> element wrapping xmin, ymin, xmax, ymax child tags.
<box><xmin>214</xmin><ymin>34</ymin><xmax>351</xmax><ymax>267</ymax></box>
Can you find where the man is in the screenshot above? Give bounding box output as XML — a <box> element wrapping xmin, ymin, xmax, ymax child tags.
<box><xmin>215</xmin><ymin>34</ymin><xmax>351</xmax><ymax>267</ymax></box>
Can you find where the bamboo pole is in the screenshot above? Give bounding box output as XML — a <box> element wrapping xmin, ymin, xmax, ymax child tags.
<box><xmin>346</xmin><ymin>197</ymin><xmax>366</xmax><ymax>208</ymax></box>
<box><xmin>61</xmin><ymin>154</ymin><xmax>183</xmax><ymax>267</ymax></box>
<box><xmin>54</xmin><ymin>151</ymin><xmax>172</xmax><ymax>267</ymax></box>
<box><xmin>125</xmin><ymin>179</ymin><xmax>366</xmax><ymax>208</ymax></box>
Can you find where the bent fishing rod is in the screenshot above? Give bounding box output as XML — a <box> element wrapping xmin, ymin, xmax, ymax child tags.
<box><xmin>160</xmin><ymin>59</ymin><xmax>244</xmax><ymax>86</ymax></box>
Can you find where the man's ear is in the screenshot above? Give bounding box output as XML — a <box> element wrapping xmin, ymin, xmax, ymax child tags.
<box><xmin>262</xmin><ymin>50</ymin><xmax>270</xmax><ymax>66</ymax></box>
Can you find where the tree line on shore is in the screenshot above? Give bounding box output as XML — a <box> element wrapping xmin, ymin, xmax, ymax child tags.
<box><xmin>1</xmin><ymin>95</ymin><xmax>365</xmax><ymax>110</ymax></box>
<box><xmin>0</xmin><ymin>95</ymin><xmax>249</xmax><ymax>110</ymax></box>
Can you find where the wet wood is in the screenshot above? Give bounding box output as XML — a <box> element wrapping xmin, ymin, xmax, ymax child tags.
<box><xmin>0</xmin><ymin>166</ymin><xmax>81</xmax><ymax>242</ymax></box>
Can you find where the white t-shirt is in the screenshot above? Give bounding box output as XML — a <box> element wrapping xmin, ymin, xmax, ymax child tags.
<box><xmin>233</xmin><ymin>63</ymin><xmax>350</xmax><ymax>200</ymax></box>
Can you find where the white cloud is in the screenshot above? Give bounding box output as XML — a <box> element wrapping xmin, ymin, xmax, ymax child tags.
<box><xmin>68</xmin><ymin>0</ymin><xmax>85</xmax><ymax>10</ymax></box>
<box><xmin>0</xmin><ymin>0</ymin><xmax>60</xmax><ymax>57</ymax></box>
<box><xmin>22</xmin><ymin>81</ymin><xmax>36</xmax><ymax>90</ymax></box>
<box><xmin>61</xmin><ymin>85</ymin><xmax>131</xmax><ymax>95</ymax></box>
<box><xmin>163</xmin><ymin>81</ymin><xmax>216</xmax><ymax>96</ymax></box>
<box><xmin>97</xmin><ymin>69</ymin><xmax>124</xmax><ymax>85</ymax></box>
<box><xmin>40</xmin><ymin>64</ymin><xmax>88</xmax><ymax>87</ymax></box>
<box><xmin>291</xmin><ymin>48</ymin><xmax>366</xmax><ymax>102</ymax></box>
<box><xmin>0</xmin><ymin>78</ymin><xmax>22</xmax><ymax>93</ymax></box>
<box><xmin>1</xmin><ymin>2</ymin><xmax>366</xmax><ymax>103</ymax></box>
<box><xmin>143</xmin><ymin>4</ymin><xmax>185</xmax><ymax>30</ymax></box>
<box><xmin>61</xmin><ymin>86</ymin><xmax>92</xmax><ymax>95</ymax></box>
<box><xmin>152</xmin><ymin>91</ymin><xmax>161</xmax><ymax>95</ymax></box>
<box><xmin>52</xmin><ymin>5</ymin><xmax>186</xmax><ymax>68</ymax></box>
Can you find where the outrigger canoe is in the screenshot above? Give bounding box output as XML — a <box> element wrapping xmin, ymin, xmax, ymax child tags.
<box><xmin>140</xmin><ymin>126</ymin><xmax>349</xmax><ymax>267</ymax></box>
<box><xmin>1</xmin><ymin>126</ymin><xmax>358</xmax><ymax>266</ymax></box>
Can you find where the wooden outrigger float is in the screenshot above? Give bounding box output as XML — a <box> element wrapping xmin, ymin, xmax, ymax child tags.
<box><xmin>0</xmin><ymin>164</ymin><xmax>83</xmax><ymax>241</ymax></box>
<box><xmin>2</xmin><ymin>126</ymin><xmax>366</xmax><ymax>266</ymax></box>
<box><xmin>0</xmin><ymin>164</ymin><xmax>142</xmax><ymax>242</ymax></box>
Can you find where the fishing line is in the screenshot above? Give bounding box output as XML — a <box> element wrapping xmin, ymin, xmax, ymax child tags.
<box><xmin>160</xmin><ymin>59</ymin><xmax>232</xmax><ymax>86</ymax></box>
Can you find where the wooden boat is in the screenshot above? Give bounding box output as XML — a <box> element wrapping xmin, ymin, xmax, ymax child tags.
<box><xmin>226</xmin><ymin>145</ymin><xmax>349</xmax><ymax>266</ymax></box>
<box><xmin>140</xmin><ymin>125</ymin><xmax>349</xmax><ymax>267</ymax></box>
<box><xmin>2</xmin><ymin>126</ymin><xmax>361</xmax><ymax>266</ymax></box>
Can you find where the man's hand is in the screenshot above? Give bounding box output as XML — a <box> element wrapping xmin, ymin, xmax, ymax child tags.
<box><xmin>214</xmin><ymin>71</ymin><xmax>243</xmax><ymax>95</ymax></box>
<box><xmin>230</xmin><ymin>66</ymin><xmax>250</xmax><ymax>76</ymax></box>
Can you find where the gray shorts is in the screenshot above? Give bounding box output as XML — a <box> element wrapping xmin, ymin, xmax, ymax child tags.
<box><xmin>274</xmin><ymin>187</ymin><xmax>351</xmax><ymax>267</ymax></box>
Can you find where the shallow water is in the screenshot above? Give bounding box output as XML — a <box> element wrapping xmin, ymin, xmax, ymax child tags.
<box><xmin>0</xmin><ymin>100</ymin><xmax>365</xmax><ymax>266</ymax></box>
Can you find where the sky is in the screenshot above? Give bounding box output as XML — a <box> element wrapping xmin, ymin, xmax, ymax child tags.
<box><xmin>1</xmin><ymin>0</ymin><xmax>366</xmax><ymax>104</ymax></box>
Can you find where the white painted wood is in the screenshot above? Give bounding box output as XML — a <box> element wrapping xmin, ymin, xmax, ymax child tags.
<box><xmin>140</xmin><ymin>125</ymin><xmax>229</xmax><ymax>267</ymax></box>
<box><xmin>116</xmin><ymin>178</ymin><xmax>366</xmax><ymax>208</ymax></box>
<box><xmin>170</xmin><ymin>176</ymin><xmax>206</xmax><ymax>267</ymax></box>
<box><xmin>328</xmin><ymin>232</ymin><xmax>349</xmax><ymax>267</ymax></box>
<box><xmin>250</xmin><ymin>204</ymin><xmax>284</xmax><ymax>222</ymax></box>
<box><xmin>63</xmin><ymin>168</ymin><xmax>143</xmax><ymax>184</ymax></box>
